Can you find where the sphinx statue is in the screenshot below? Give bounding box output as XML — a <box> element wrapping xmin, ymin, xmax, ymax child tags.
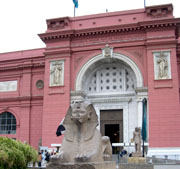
<box><xmin>55</xmin><ymin>102</ymin><xmax>112</xmax><ymax>163</ymax></box>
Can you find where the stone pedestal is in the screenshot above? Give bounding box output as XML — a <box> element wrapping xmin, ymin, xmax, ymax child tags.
<box><xmin>132</xmin><ymin>152</ymin><xmax>142</xmax><ymax>157</ymax></box>
<box><xmin>128</xmin><ymin>157</ymin><xmax>145</xmax><ymax>164</ymax></box>
<box><xmin>46</xmin><ymin>161</ymin><xmax>116</xmax><ymax>169</ymax></box>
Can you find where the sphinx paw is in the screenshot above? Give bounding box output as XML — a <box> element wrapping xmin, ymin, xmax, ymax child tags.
<box><xmin>103</xmin><ymin>154</ymin><xmax>111</xmax><ymax>161</ymax></box>
<box><xmin>75</xmin><ymin>153</ymin><xmax>90</xmax><ymax>162</ymax></box>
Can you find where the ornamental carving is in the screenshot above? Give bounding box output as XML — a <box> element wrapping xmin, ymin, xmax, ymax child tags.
<box><xmin>102</xmin><ymin>44</ymin><xmax>113</xmax><ymax>58</ymax></box>
<box><xmin>0</xmin><ymin>81</ymin><xmax>17</xmax><ymax>92</ymax></box>
<box><xmin>50</xmin><ymin>60</ymin><xmax>64</xmax><ymax>86</ymax></box>
<box><xmin>153</xmin><ymin>51</ymin><xmax>171</xmax><ymax>80</ymax></box>
<box><xmin>71</xmin><ymin>34</ymin><xmax>145</xmax><ymax>48</ymax></box>
<box><xmin>36</xmin><ymin>80</ymin><xmax>44</xmax><ymax>89</ymax></box>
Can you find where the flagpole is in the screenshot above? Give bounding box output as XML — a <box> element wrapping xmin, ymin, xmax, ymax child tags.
<box><xmin>144</xmin><ymin>0</ymin><xmax>146</xmax><ymax>8</ymax></box>
<box><xmin>74</xmin><ymin>5</ymin><xmax>75</xmax><ymax>17</ymax></box>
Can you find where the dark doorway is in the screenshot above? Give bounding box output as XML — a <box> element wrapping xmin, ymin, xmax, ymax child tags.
<box><xmin>105</xmin><ymin>124</ymin><xmax>120</xmax><ymax>144</ymax></box>
<box><xmin>100</xmin><ymin>109</ymin><xmax>123</xmax><ymax>154</ymax></box>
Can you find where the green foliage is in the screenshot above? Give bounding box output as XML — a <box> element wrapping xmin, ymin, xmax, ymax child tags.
<box><xmin>0</xmin><ymin>137</ymin><xmax>38</xmax><ymax>169</ymax></box>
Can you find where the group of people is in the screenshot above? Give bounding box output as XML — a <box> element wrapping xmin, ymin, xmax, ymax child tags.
<box><xmin>38</xmin><ymin>149</ymin><xmax>50</xmax><ymax>167</ymax></box>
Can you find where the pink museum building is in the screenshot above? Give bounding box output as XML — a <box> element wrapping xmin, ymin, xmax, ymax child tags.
<box><xmin>0</xmin><ymin>4</ymin><xmax>180</xmax><ymax>158</ymax></box>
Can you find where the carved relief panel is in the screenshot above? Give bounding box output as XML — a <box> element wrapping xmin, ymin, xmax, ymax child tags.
<box><xmin>153</xmin><ymin>51</ymin><xmax>171</xmax><ymax>80</ymax></box>
<box><xmin>49</xmin><ymin>60</ymin><xmax>64</xmax><ymax>87</ymax></box>
<box><xmin>0</xmin><ymin>81</ymin><xmax>17</xmax><ymax>92</ymax></box>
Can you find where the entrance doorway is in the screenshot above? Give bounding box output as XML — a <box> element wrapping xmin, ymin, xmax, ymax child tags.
<box><xmin>100</xmin><ymin>109</ymin><xmax>123</xmax><ymax>154</ymax></box>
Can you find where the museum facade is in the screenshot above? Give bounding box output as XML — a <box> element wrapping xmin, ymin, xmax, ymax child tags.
<box><xmin>0</xmin><ymin>4</ymin><xmax>180</xmax><ymax>158</ymax></box>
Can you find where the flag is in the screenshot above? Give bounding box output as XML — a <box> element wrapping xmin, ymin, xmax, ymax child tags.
<box><xmin>56</xmin><ymin>118</ymin><xmax>65</xmax><ymax>136</ymax></box>
<box><xmin>73</xmin><ymin>0</ymin><xmax>78</xmax><ymax>8</ymax></box>
<box><xmin>141</xmin><ymin>98</ymin><xmax>147</xmax><ymax>141</ymax></box>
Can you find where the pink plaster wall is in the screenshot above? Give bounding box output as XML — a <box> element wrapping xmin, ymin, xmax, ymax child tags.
<box><xmin>41</xmin><ymin>56</ymin><xmax>70</xmax><ymax>147</ymax></box>
<box><xmin>0</xmin><ymin>49</ymin><xmax>44</xmax><ymax>148</ymax></box>
<box><xmin>147</xmin><ymin>48</ymin><xmax>180</xmax><ymax>147</ymax></box>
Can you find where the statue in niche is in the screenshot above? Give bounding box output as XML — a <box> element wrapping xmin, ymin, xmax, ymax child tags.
<box><xmin>157</xmin><ymin>52</ymin><xmax>168</xmax><ymax>79</ymax></box>
<box><xmin>51</xmin><ymin>102</ymin><xmax>112</xmax><ymax>163</ymax></box>
<box><xmin>132</xmin><ymin>127</ymin><xmax>142</xmax><ymax>157</ymax></box>
<box><xmin>50</xmin><ymin>61</ymin><xmax>63</xmax><ymax>86</ymax></box>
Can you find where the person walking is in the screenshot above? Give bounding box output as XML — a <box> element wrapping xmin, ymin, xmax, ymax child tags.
<box><xmin>38</xmin><ymin>151</ymin><xmax>42</xmax><ymax>167</ymax></box>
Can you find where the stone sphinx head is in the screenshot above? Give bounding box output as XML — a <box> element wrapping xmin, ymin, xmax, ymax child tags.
<box><xmin>63</xmin><ymin>102</ymin><xmax>98</xmax><ymax>142</ymax></box>
<box><xmin>71</xmin><ymin>102</ymin><xmax>92</xmax><ymax>124</ymax></box>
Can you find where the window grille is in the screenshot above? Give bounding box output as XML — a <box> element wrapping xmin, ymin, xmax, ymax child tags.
<box><xmin>0</xmin><ymin>112</ymin><xmax>16</xmax><ymax>134</ymax></box>
<box><xmin>87</xmin><ymin>64</ymin><xmax>136</xmax><ymax>94</ymax></box>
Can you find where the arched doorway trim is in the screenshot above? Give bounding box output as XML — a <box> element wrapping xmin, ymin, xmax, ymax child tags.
<box><xmin>75</xmin><ymin>53</ymin><xmax>143</xmax><ymax>91</ymax></box>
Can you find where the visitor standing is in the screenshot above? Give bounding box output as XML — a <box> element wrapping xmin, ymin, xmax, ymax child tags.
<box><xmin>45</xmin><ymin>150</ymin><xmax>50</xmax><ymax>163</ymax></box>
<box><xmin>38</xmin><ymin>151</ymin><xmax>42</xmax><ymax>167</ymax></box>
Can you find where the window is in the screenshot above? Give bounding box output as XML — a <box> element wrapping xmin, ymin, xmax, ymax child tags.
<box><xmin>87</xmin><ymin>64</ymin><xmax>136</xmax><ymax>93</ymax></box>
<box><xmin>0</xmin><ymin>112</ymin><xmax>16</xmax><ymax>134</ymax></box>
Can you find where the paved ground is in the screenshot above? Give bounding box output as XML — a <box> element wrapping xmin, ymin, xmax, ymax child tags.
<box><xmin>154</xmin><ymin>164</ymin><xmax>180</xmax><ymax>169</ymax></box>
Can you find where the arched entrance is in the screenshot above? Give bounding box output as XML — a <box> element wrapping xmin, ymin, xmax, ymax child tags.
<box><xmin>71</xmin><ymin>52</ymin><xmax>147</xmax><ymax>153</ymax></box>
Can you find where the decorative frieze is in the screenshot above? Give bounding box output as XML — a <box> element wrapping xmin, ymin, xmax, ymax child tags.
<box><xmin>0</xmin><ymin>81</ymin><xmax>17</xmax><ymax>92</ymax></box>
<box><xmin>49</xmin><ymin>60</ymin><xmax>64</xmax><ymax>87</ymax></box>
<box><xmin>153</xmin><ymin>51</ymin><xmax>171</xmax><ymax>80</ymax></box>
<box><xmin>71</xmin><ymin>34</ymin><xmax>145</xmax><ymax>47</ymax></box>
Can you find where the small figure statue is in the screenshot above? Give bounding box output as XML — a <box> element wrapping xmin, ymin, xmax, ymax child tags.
<box><xmin>50</xmin><ymin>61</ymin><xmax>62</xmax><ymax>86</ymax></box>
<box><xmin>157</xmin><ymin>52</ymin><xmax>168</xmax><ymax>79</ymax></box>
<box><xmin>51</xmin><ymin>102</ymin><xmax>112</xmax><ymax>163</ymax></box>
<box><xmin>133</xmin><ymin>127</ymin><xmax>142</xmax><ymax>156</ymax></box>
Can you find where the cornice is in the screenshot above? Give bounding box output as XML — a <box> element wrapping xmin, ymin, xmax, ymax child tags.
<box><xmin>145</xmin><ymin>39</ymin><xmax>177</xmax><ymax>46</ymax></box>
<box><xmin>39</xmin><ymin>18</ymin><xmax>180</xmax><ymax>43</ymax></box>
<box><xmin>0</xmin><ymin>95</ymin><xmax>43</xmax><ymax>102</ymax></box>
<box><xmin>43</xmin><ymin>47</ymin><xmax>72</xmax><ymax>56</ymax></box>
<box><xmin>38</xmin><ymin>30</ymin><xmax>73</xmax><ymax>42</ymax></box>
<box><xmin>0</xmin><ymin>62</ymin><xmax>45</xmax><ymax>72</ymax></box>
<box><xmin>139</xmin><ymin>18</ymin><xmax>180</xmax><ymax>29</ymax></box>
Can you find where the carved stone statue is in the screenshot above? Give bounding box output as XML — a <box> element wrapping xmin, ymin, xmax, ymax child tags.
<box><xmin>132</xmin><ymin>127</ymin><xmax>142</xmax><ymax>157</ymax></box>
<box><xmin>52</xmin><ymin>102</ymin><xmax>112</xmax><ymax>163</ymax></box>
<box><xmin>157</xmin><ymin>52</ymin><xmax>168</xmax><ymax>79</ymax></box>
<box><xmin>50</xmin><ymin>61</ymin><xmax>63</xmax><ymax>86</ymax></box>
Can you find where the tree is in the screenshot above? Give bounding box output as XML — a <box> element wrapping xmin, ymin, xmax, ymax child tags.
<box><xmin>0</xmin><ymin>137</ymin><xmax>38</xmax><ymax>169</ymax></box>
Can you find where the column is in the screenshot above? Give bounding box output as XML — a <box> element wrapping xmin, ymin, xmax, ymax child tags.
<box><xmin>137</xmin><ymin>98</ymin><xmax>143</xmax><ymax>128</ymax></box>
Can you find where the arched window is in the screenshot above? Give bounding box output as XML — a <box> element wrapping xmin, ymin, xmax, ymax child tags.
<box><xmin>0</xmin><ymin>112</ymin><xmax>16</xmax><ymax>134</ymax></box>
<box><xmin>86</xmin><ymin>63</ymin><xmax>136</xmax><ymax>94</ymax></box>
